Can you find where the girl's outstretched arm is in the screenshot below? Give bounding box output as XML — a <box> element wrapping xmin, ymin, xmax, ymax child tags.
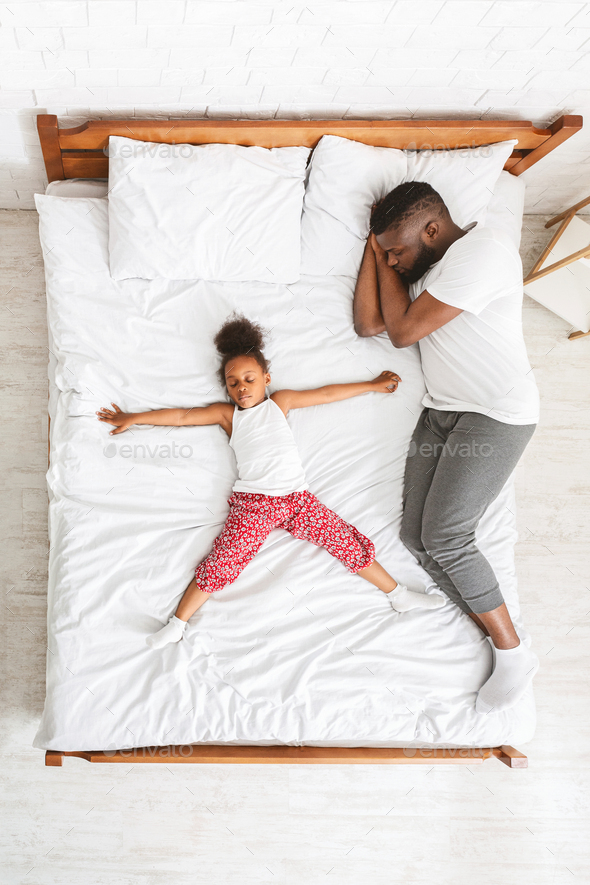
<box><xmin>97</xmin><ymin>402</ymin><xmax>234</xmax><ymax>435</ymax></box>
<box><xmin>271</xmin><ymin>371</ymin><xmax>400</xmax><ymax>415</ymax></box>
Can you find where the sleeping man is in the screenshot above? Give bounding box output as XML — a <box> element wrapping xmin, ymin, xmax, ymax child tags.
<box><xmin>353</xmin><ymin>181</ymin><xmax>539</xmax><ymax>714</ymax></box>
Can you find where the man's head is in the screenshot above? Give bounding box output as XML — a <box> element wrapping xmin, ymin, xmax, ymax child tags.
<box><xmin>371</xmin><ymin>182</ymin><xmax>452</xmax><ymax>284</ymax></box>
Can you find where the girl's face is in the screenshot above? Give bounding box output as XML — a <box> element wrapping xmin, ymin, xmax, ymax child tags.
<box><xmin>224</xmin><ymin>355</ymin><xmax>270</xmax><ymax>409</ymax></box>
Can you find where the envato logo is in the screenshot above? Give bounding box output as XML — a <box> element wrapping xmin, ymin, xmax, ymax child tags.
<box><xmin>103</xmin><ymin>142</ymin><xmax>200</xmax><ymax>160</ymax></box>
<box><xmin>404</xmin><ymin>142</ymin><xmax>493</xmax><ymax>159</ymax></box>
<box><xmin>402</xmin><ymin>747</ymin><xmax>491</xmax><ymax>759</ymax></box>
<box><xmin>103</xmin><ymin>442</ymin><xmax>193</xmax><ymax>459</ymax></box>
<box><xmin>408</xmin><ymin>440</ymin><xmax>494</xmax><ymax>458</ymax></box>
<box><xmin>103</xmin><ymin>744</ymin><xmax>197</xmax><ymax>759</ymax></box>
<box><xmin>104</xmin><ymin>141</ymin><xmax>495</xmax><ymax>162</ymax></box>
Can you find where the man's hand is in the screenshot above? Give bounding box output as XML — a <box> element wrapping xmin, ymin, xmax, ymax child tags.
<box><xmin>371</xmin><ymin>370</ymin><xmax>401</xmax><ymax>393</ymax></box>
<box><xmin>369</xmin><ymin>232</ymin><xmax>388</xmax><ymax>263</ymax></box>
<box><xmin>369</xmin><ymin>201</ymin><xmax>387</xmax><ymax>261</ymax></box>
<box><xmin>97</xmin><ymin>403</ymin><xmax>133</xmax><ymax>435</ymax></box>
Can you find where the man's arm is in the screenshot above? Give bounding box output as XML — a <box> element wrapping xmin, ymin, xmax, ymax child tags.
<box><xmin>353</xmin><ymin>238</ymin><xmax>386</xmax><ymax>337</ymax></box>
<box><xmin>373</xmin><ymin>236</ymin><xmax>463</xmax><ymax>348</ymax></box>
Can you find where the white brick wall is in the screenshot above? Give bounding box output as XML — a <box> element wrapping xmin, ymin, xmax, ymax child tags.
<box><xmin>1</xmin><ymin>0</ymin><xmax>590</xmax><ymax>213</ymax></box>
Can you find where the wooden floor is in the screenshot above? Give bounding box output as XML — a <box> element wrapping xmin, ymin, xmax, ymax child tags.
<box><xmin>1</xmin><ymin>210</ymin><xmax>589</xmax><ymax>884</ymax></box>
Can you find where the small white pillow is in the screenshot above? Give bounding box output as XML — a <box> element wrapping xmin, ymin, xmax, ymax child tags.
<box><xmin>300</xmin><ymin>135</ymin><xmax>517</xmax><ymax>279</ymax></box>
<box><xmin>45</xmin><ymin>178</ymin><xmax>108</xmax><ymax>198</ymax></box>
<box><xmin>107</xmin><ymin>135</ymin><xmax>310</xmax><ymax>283</ymax></box>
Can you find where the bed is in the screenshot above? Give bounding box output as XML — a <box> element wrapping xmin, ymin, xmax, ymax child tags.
<box><xmin>34</xmin><ymin>114</ymin><xmax>582</xmax><ymax>768</ymax></box>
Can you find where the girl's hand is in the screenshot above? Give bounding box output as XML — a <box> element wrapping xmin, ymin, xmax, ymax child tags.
<box><xmin>97</xmin><ymin>403</ymin><xmax>133</xmax><ymax>435</ymax></box>
<box><xmin>371</xmin><ymin>370</ymin><xmax>401</xmax><ymax>393</ymax></box>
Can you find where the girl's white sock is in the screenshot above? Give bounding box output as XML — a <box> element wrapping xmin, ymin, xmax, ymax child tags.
<box><xmin>387</xmin><ymin>584</ymin><xmax>445</xmax><ymax>612</ymax></box>
<box><xmin>476</xmin><ymin>640</ymin><xmax>539</xmax><ymax>714</ymax></box>
<box><xmin>146</xmin><ymin>616</ymin><xmax>187</xmax><ymax>649</ymax></box>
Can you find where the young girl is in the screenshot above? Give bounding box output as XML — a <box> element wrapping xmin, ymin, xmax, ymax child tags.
<box><xmin>97</xmin><ymin>315</ymin><xmax>444</xmax><ymax>648</ymax></box>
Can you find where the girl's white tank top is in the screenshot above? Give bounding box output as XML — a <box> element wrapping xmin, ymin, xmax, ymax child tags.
<box><xmin>229</xmin><ymin>397</ymin><xmax>308</xmax><ymax>496</ymax></box>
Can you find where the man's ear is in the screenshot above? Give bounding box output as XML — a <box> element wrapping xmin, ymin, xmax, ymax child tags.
<box><xmin>425</xmin><ymin>221</ymin><xmax>439</xmax><ymax>240</ymax></box>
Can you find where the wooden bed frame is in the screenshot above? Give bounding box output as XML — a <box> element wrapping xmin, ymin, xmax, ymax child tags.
<box><xmin>38</xmin><ymin>112</ymin><xmax>582</xmax><ymax>769</ymax></box>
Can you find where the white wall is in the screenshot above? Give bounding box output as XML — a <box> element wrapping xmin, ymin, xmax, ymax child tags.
<box><xmin>1</xmin><ymin>0</ymin><xmax>590</xmax><ymax>213</ymax></box>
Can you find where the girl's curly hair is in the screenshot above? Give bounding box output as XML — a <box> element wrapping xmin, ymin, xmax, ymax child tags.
<box><xmin>214</xmin><ymin>313</ymin><xmax>270</xmax><ymax>385</ymax></box>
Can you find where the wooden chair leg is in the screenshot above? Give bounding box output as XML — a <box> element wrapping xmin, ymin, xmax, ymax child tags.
<box><xmin>545</xmin><ymin>193</ymin><xmax>590</xmax><ymax>228</ymax></box>
<box><xmin>525</xmin><ymin>215</ymin><xmax>572</xmax><ymax>279</ymax></box>
<box><xmin>524</xmin><ymin>243</ymin><xmax>590</xmax><ymax>284</ymax></box>
<box><xmin>568</xmin><ymin>329</ymin><xmax>590</xmax><ymax>340</ymax></box>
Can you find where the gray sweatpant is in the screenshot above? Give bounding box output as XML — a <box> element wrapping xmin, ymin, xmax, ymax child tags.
<box><xmin>400</xmin><ymin>409</ymin><xmax>536</xmax><ymax>615</ymax></box>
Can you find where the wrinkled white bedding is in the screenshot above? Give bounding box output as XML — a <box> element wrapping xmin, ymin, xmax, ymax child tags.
<box><xmin>34</xmin><ymin>172</ymin><xmax>534</xmax><ymax>751</ymax></box>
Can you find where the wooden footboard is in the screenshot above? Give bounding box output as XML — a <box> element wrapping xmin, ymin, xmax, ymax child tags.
<box><xmin>45</xmin><ymin>745</ymin><xmax>527</xmax><ymax>768</ymax></box>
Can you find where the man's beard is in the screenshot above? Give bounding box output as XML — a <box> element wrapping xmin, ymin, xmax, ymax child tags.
<box><xmin>402</xmin><ymin>241</ymin><xmax>438</xmax><ymax>285</ymax></box>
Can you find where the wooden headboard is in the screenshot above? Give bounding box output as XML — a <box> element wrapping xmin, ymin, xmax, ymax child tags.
<box><xmin>37</xmin><ymin>113</ymin><xmax>582</xmax><ymax>182</ymax></box>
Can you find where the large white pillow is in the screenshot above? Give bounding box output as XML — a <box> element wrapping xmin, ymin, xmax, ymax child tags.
<box><xmin>300</xmin><ymin>135</ymin><xmax>407</xmax><ymax>277</ymax></box>
<box><xmin>107</xmin><ymin>135</ymin><xmax>310</xmax><ymax>283</ymax></box>
<box><xmin>403</xmin><ymin>138</ymin><xmax>518</xmax><ymax>230</ymax></box>
<box><xmin>300</xmin><ymin>135</ymin><xmax>517</xmax><ymax>278</ymax></box>
<box><xmin>482</xmin><ymin>170</ymin><xmax>526</xmax><ymax>249</ymax></box>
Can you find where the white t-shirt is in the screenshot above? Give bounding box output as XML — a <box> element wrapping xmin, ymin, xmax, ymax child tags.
<box><xmin>230</xmin><ymin>397</ymin><xmax>308</xmax><ymax>496</ymax></box>
<box><xmin>410</xmin><ymin>225</ymin><xmax>539</xmax><ymax>425</ymax></box>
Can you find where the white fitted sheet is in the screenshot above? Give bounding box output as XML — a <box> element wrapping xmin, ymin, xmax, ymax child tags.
<box><xmin>34</xmin><ymin>171</ymin><xmax>534</xmax><ymax>751</ymax></box>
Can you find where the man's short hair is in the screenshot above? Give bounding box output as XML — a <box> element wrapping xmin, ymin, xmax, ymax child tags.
<box><xmin>371</xmin><ymin>181</ymin><xmax>447</xmax><ymax>236</ymax></box>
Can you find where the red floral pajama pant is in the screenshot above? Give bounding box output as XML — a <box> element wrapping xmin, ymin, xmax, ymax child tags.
<box><xmin>195</xmin><ymin>490</ymin><xmax>375</xmax><ymax>593</ymax></box>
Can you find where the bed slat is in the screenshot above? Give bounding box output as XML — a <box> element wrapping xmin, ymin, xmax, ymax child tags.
<box><xmin>54</xmin><ymin>118</ymin><xmax>550</xmax><ymax>151</ymax></box>
<box><xmin>59</xmin><ymin>150</ymin><xmax>525</xmax><ymax>181</ymax></box>
<box><xmin>62</xmin><ymin>152</ymin><xmax>108</xmax><ymax>179</ymax></box>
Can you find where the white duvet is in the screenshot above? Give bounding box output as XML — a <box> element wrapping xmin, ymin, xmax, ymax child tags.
<box><xmin>34</xmin><ymin>174</ymin><xmax>534</xmax><ymax>751</ymax></box>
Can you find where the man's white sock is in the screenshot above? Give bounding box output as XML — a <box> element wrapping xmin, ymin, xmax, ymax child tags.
<box><xmin>476</xmin><ymin>640</ymin><xmax>539</xmax><ymax>714</ymax></box>
<box><xmin>146</xmin><ymin>616</ymin><xmax>187</xmax><ymax>649</ymax></box>
<box><xmin>387</xmin><ymin>584</ymin><xmax>445</xmax><ymax>612</ymax></box>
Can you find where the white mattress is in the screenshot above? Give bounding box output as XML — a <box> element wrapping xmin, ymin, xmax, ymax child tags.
<box><xmin>34</xmin><ymin>171</ymin><xmax>534</xmax><ymax>751</ymax></box>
